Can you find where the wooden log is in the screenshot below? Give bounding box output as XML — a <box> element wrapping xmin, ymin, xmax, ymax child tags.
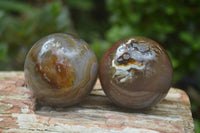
<box><xmin>0</xmin><ymin>72</ymin><xmax>194</xmax><ymax>133</ymax></box>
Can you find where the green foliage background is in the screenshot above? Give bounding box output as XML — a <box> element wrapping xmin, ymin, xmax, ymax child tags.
<box><xmin>0</xmin><ymin>0</ymin><xmax>200</xmax><ymax>132</ymax></box>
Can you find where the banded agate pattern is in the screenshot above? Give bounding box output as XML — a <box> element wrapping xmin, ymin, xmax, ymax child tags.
<box><xmin>24</xmin><ymin>33</ymin><xmax>98</xmax><ymax>107</ymax></box>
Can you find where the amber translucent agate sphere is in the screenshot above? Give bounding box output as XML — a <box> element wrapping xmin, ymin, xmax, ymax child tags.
<box><xmin>24</xmin><ymin>33</ymin><xmax>98</xmax><ymax>107</ymax></box>
<box><xmin>99</xmin><ymin>37</ymin><xmax>173</xmax><ymax>109</ymax></box>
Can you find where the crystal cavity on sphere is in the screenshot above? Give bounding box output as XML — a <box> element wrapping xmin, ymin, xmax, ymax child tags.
<box><xmin>99</xmin><ymin>37</ymin><xmax>173</xmax><ymax>109</ymax></box>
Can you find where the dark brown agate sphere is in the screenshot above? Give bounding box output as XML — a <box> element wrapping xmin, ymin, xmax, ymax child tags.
<box><xmin>24</xmin><ymin>33</ymin><xmax>98</xmax><ymax>107</ymax></box>
<box><xmin>99</xmin><ymin>37</ymin><xmax>173</xmax><ymax>109</ymax></box>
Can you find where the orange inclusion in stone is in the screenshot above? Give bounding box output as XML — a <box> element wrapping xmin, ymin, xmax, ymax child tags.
<box><xmin>35</xmin><ymin>54</ymin><xmax>74</xmax><ymax>89</ymax></box>
<box><xmin>116</xmin><ymin>58</ymin><xmax>144</xmax><ymax>68</ymax></box>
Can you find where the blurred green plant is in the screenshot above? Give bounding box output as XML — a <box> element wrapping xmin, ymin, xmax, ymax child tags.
<box><xmin>195</xmin><ymin>119</ymin><xmax>200</xmax><ymax>133</ymax></box>
<box><xmin>0</xmin><ymin>0</ymin><xmax>73</xmax><ymax>70</ymax></box>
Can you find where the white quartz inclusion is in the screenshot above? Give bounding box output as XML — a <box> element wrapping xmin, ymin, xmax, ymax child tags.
<box><xmin>112</xmin><ymin>38</ymin><xmax>157</xmax><ymax>83</ymax></box>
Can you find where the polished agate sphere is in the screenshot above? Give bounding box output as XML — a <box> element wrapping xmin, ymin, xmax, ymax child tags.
<box><xmin>24</xmin><ymin>33</ymin><xmax>98</xmax><ymax>107</ymax></box>
<box><xmin>99</xmin><ymin>37</ymin><xmax>173</xmax><ymax>109</ymax></box>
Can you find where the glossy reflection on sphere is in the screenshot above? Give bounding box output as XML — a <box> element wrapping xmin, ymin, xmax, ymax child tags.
<box><xmin>24</xmin><ymin>33</ymin><xmax>98</xmax><ymax>107</ymax></box>
<box><xmin>99</xmin><ymin>37</ymin><xmax>173</xmax><ymax>109</ymax></box>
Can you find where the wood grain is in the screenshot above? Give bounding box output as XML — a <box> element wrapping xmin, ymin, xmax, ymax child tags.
<box><xmin>0</xmin><ymin>72</ymin><xmax>194</xmax><ymax>133</ymax></box>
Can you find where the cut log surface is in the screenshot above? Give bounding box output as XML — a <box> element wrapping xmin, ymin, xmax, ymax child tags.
<box><xmin>0</xmin><ymin>72</ymin><xmax>194</xmax><ymax>133</ymax></box>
